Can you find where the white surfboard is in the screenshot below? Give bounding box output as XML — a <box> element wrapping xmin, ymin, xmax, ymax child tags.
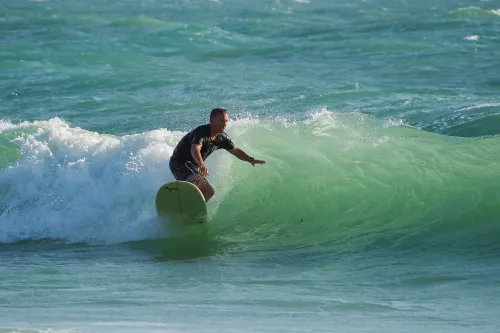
<box><xmin>155</xmin><ymin>180</ymin><xmax>208</xmax><ymax>225</ymax></box>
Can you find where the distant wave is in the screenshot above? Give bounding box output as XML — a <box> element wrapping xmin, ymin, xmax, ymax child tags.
<box><xmin>452</xmin><ymin>7</ymin><xmax>500</xmax><ymax>17</ymax></box>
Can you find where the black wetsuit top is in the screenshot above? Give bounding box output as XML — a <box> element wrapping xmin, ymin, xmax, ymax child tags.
<box><xmin>170</xmin><ymin>124</ymin><xmax>235</xmax><ymax>164</ymax></box>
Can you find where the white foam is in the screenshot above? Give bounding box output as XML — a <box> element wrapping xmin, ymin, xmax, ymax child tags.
<box><xmin>456</xmin><ymin>103</ymin><xmax>500</xmax><ymax>112</ymax></box>
<box><xmin>465</xmin><ymin>35</ymin><xmax>479</xmax><ymax>41</ymax></box>
<box><xmin>0</xmin><ymin>119</ymin><xmax>16</xmax><ymax>132</ymax></box>
<box><xmin>456</xmin><ymin>6</ymin><xmax>482</xmax><ymax>12</ymax></box>
<box><xmin>383</xmin><ymin>118</ymin><xmax>407</xmax><ymax>128</ymax></box>
<box><xmin>0</xmin><ymin>118</ymin><xmax>189</xmax><ymax>244</ymax></box>
<box><xmin>455</xmin><ymin>7</ymin><xmax>500</xmax><ymax>16</ymax></box>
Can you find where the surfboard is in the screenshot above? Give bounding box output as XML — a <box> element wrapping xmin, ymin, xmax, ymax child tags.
<box><xmin>155</xmin><ymin>180</ymin><xmax>208</xmax><ymax>225</ymax></box>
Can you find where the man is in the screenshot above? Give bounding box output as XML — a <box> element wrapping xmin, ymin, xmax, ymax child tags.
<box><xmin>169</xmin><ymin>108</ymin><xmax>266</xmax><ymax>202</ymax></box>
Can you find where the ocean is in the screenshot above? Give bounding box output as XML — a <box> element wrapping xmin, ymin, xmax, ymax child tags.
<box><xmin>1</xmin><ymin>0</ymin><xmax>500</xmax><ymax>332</ymax></box>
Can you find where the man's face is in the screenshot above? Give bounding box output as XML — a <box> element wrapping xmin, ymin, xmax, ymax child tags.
<box><xmin>211</xmin><ymin>112</ymin><xmax>229</xmax><ymax>133</ymax></box>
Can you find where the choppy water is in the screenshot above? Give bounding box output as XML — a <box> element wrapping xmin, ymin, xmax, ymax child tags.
<box><xmin>1</xmin><ymin>0</ymin><xmax>500</xmax><ymax>332</ymax></box>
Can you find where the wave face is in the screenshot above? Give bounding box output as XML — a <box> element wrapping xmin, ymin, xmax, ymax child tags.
<box><xmin>1</xmin><ymin>112</ymin><xmax>499</xmax><ymax>260</ymax></box>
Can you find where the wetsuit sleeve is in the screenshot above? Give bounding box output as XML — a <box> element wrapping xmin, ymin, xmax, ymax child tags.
<box><xmin>219</xmin><ymin>133</ymin><xmax>235</xmax><ymax>150</ymax></box>
<box><xmin>191</xmin><ymin>126</ymin><xmax>206</xmax><ymax>146</ymax></box>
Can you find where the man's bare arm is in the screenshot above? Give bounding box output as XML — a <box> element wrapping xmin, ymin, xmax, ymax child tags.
<box><xmin>191</xmin><ymin>144</ymin><xmax>209</xmax><ymax>176</ymax></box>
<box><xmin>229</xmin><ymin>147</ymin><xmax>266</xmax><ymax>166</ymax></box>
<box><xmin>190</xmin><ymin>144</ymin><xmax>203</xmax><ymax>165</ymax></box>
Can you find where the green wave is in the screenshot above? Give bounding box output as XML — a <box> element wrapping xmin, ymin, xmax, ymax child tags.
<box><xmin>0</xmin><ymin>132</ymin><xmax>22</xmax><ymax>169</ymax></box>
<box><xmin>208</xmin><ymin>113</ymin><xmax>500</xmax><ymax>255</ymax></box>
<box><xmin>1</xmin><ymin>114</ymin><xmax>499</xmax><ymax>257</ymax></box>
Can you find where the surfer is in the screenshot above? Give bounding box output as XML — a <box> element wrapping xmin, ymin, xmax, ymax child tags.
<box><xmin>169</xmin><ymin>108</ymin><xmax>266</xmax><ymax>202</ymax></box>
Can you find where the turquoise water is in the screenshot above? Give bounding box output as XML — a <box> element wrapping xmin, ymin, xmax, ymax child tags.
<box><xmin>1</xmin><ymin>0</ymin><xmax>500</xmax><ymax>332</ymax></box>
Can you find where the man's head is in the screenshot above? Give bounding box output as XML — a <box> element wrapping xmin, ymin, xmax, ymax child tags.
<box><xmin>210</xmin><ymin>108</ymin><xmax>229</xmax><ymax>134</ymax></box>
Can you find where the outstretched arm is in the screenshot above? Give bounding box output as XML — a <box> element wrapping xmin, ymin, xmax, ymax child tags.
<box><xmin>229</xmin><ymin>147</ymin><xmax>266</xmax><ymax>166</ymax></box>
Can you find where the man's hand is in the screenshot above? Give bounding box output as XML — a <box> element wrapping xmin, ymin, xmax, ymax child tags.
<box><xmin>249</xmin><ymin>158</ymin><xmax>266</xmax><ymax>166</ymax></box>
<box><xmin>199</xmin><ymin>162</ymin><xmax>209</xmax><ymax>177</ymax></box>
<box><xmin>229</xmin><ymin>148</ymin><xmax>266</xmax><ymax>167</ymax></box>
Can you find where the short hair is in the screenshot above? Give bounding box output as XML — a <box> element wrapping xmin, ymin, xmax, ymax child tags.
<box><xmin>210</xmin><ymin>107</ymin><xmax>227</xmax><ymax>119</ymax></box>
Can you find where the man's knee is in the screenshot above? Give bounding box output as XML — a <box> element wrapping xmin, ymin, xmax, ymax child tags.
<box><xmin>185</xmin><ymin>175</ymin><xmax>214</xmax><ymax>201</ymax></box>
<box><xmin>186</xmin><ymin>174</ymin><xmax>204</xmax><ymax>186</ymax></box>
<box><xmin>205</xmin><ymin>184</ymin><xmax>215</xmax><ymax>200</ymax></box>
<box><xmin>199</xmin><ymin>182</ymin><xmax>214</xmax><ymax>202</ymax></box>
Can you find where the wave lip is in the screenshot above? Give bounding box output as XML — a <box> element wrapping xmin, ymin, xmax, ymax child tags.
<box><xmin>452</xmin><ymin>7</ymin><xmax>500</xmax><ymax>17</ymax></box>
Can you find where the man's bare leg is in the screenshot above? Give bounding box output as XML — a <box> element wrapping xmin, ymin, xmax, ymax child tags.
<box><xmin>185</xmin><ymin>175</ymin><xmax>214</xmax><ymax>202</ymax></box>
